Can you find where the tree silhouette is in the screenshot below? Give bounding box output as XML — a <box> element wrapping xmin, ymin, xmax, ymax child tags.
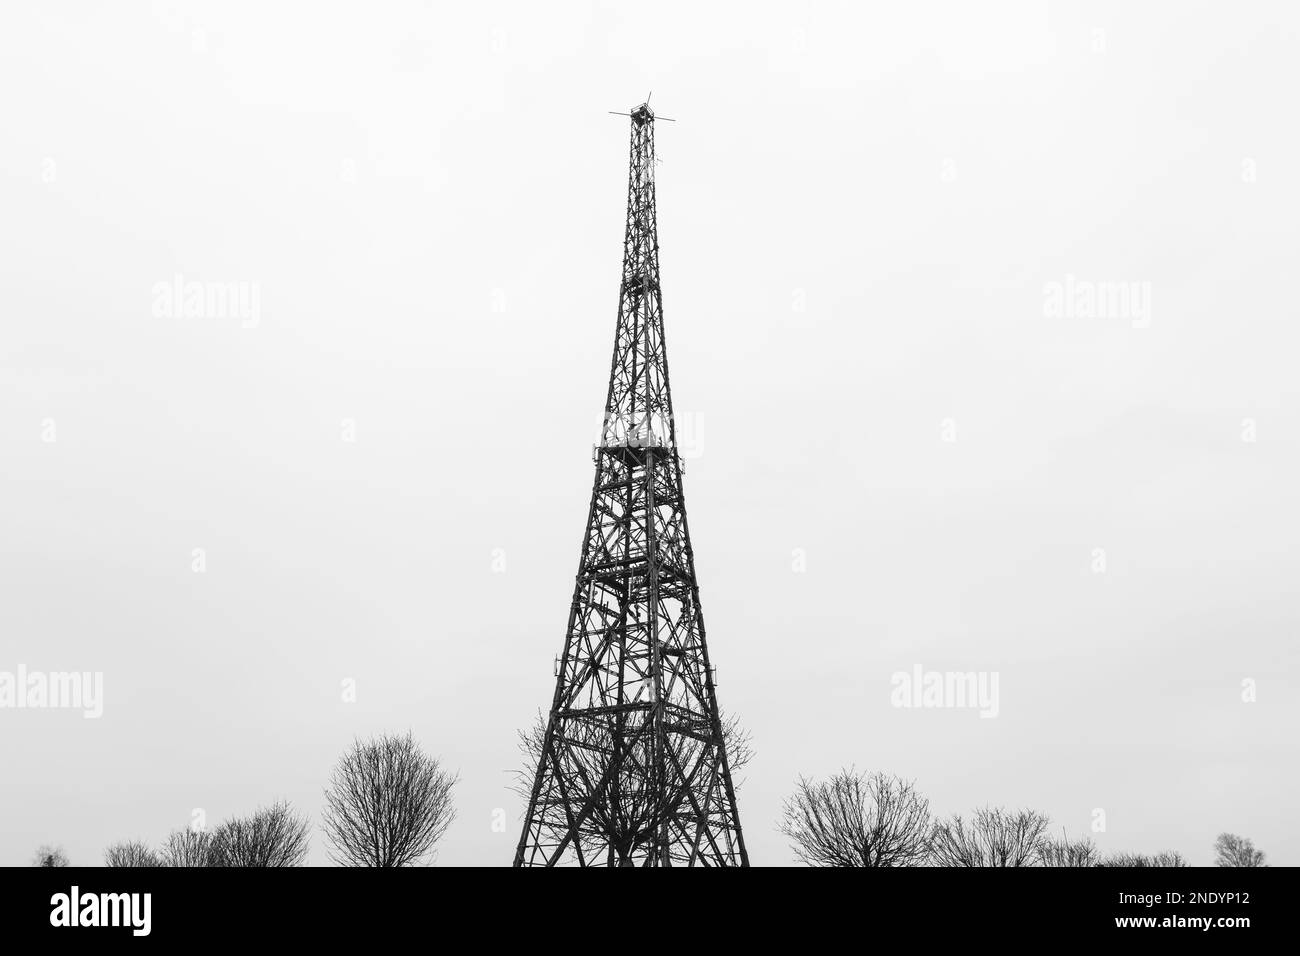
<box><xmin>104</xmin><ymin>840</ymin><xmax>160</xmax><ymax>867</ymax></box>
<box><xmin>32</xmin><ymin>844</ymin><xmax>69</xmax><ymax>867</ymax></box>
<box><xmin>323</xmin><ymin>731</ymin><xmax>459</xmax><ymax>867</ymax></box>
<box><xmin>780</xmin><ymin>770</ymin><xmax>931</xmax><ymax>867</ymax></box>
<box><xmin>1214</xmin><ymin>833</ymin><xmax>1266</xmax><ymax>867</ymax></box>
<box><xmin>515</xmin><ymin>710</ymin><xmax>754</xmax><ymax>797</ymax></box>
<box><xmin>514</xmin><ymin>709</ymin><xmax>752</xmax><ymax>865</ymax></box>
<box><xmin>1036</xmin><ymin>831</ymin><xmax>1100</xmax><ymax>867</ymax></box>
<box><xmin>1100</xmin><ymin>851</ymin><xmax>1189</xmax><ymax>867</ymax></box>
<box><xmin>929</xmin><ymin>807</ymin><xmax>1049</xmax><ymax>866</ymax></box>
<box><xmin>209</xmin><ymin>802</ymin><xmax>310</xmax><ymax>867</ymax></box>
<box><xmin>159</xmin><ymin>828</ymin><xmax>215</xmax><ymax>867</ymax></box>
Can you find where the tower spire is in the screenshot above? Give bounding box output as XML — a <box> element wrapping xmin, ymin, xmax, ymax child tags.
<box><xmin>513</xmin><ymin>105</ymin><xmax>748</xmax><ymax>867</ymax></box>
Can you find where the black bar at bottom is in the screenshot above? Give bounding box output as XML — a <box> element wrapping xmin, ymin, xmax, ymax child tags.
<box><xmin>0</xmin><ymin>865</ymin><xmax>1278</xmax><ymax>943</ymax></box>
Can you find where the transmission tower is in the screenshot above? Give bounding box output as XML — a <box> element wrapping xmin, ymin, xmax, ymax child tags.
<box><xmin>514</xmin><ymin>102</ymin><xmax>749</xmax><ymax>867</ymax></box>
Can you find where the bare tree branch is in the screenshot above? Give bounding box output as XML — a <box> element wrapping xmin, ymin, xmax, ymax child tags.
<box><xmin>104</xmin><ymin>840</ymin><xmax>160</xmax><ymax>868</ymax></box>
<box><xmin>1100</xmin><ymin>851</ymin><xmax>1189</xmax><ymax>867</ymax></box>
<box><xmin>159</xmin><ymin>828</ymin><xmax>215</xmax><ymax>867</ymax></box>
<box><xmin>929</xmin><ymin>807</ymin><xmax>1050</xmax><ymax>866</ymax></box>
<box><xmin>210</xmin><ymin>801</ymin><xmax>310</xmax><ymax>867</ymax></box>
<box><xmin>514</xmin><ymin>710</ymin><xmax>753</xmax><ymax>799</ymax></box>
<box><xmin>513</xmin><ymin>709</ymin><xmax>752</xmax><ymax>864</ymax></box>
<box><xmin>1036</xmin><ymin>830</ymin><xmax>1100</xmax><ymax>867</ymax></box>
<box><xmin>323</xmin><ymin>731</ymin><xmax>459</xmax><ymax>867</ymax></box>
<box><xmin>779</xmin><ymin>769</ymin><xmax>932</xmax><ymax>867</ymax></box>
<box><xmin>32</xmin><ymin>844</ymin><xmax>69</xmax><ymax>867</ymax></box>
<box><xmin>1213</xmin><ymin>833</ymin><xmax>1266</xmax><ymax>867</ymax></box>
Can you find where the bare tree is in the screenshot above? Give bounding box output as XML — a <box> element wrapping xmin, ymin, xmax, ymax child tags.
<box><xmin>713</xmin><ymin>714</ymin><xmax>754</xmax><ymax>789</ymax></box>
<box><xmin>513</xmin><ymin>710</ymin><xmax>753</xmax><ymax>864</ymax></box>
<box><xmin>323</xmin><ymin>731</ymin><xmax>459</xmax><ymax>867</ymax></box>
<box><xmin>1101</xmin><ymin>851</ymin><xmax>1189</xmax><ymax>867</ymax></box>
<box><xmin>1214</xmin><ymin>833</ymin><xmax>1266</xmax><ymax>867</ymax></box>
<box><xmin>32</xmin><ymin>844</ymin><xmax>69</xmax><ymax>867</ymax></box>
<box><xmin>514</xmin><ymin>710</ymin><xmax>754</xmax><ymax>800</ymax></box>
<box><xmin>209</xmin><ymin>802</ymin><xmax>310</xmax><ymax>867</ymax></box>
<box><xmin>104</xmin><ymin>840</ymin><xmax>160</xmax><ymax>867</ymax></box>
<box><xmin>159</xmin><ymin>828</ymin><xmax>214</xmax><ymax>867</ymax></box>
<box><xmin>779</xmin><ymin>769</ymin><xmax>932</xmax><ymax>867</ymax></box>
<box><xmin>1036</xmin><ymin>831</ymin><xmax>1100</xmax><ymax>867</ymax></box>
<box><xmin>929</xmin><ymin>807</ymin><xmax>1050</xmax><ymax>866</ymax></box>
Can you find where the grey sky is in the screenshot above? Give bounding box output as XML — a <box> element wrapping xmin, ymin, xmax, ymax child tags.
<box><xmin>1</xmin><ymin>1</ymin><xmax>1296</xmax><ymax>866</ymax></box>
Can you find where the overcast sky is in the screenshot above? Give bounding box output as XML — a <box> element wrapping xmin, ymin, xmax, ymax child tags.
<box><xmin>2</xmin><ymin>1</ymin><xmax>1297</xmax><ymax>867</ymax></box>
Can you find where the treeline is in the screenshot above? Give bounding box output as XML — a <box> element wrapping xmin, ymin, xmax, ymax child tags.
<box><xmin>781</xmin><ymin>769</ymin><xmax>1269</xmax><ymax>867</ymax></box>
<box><xmin>28</xmin><ymin>747</ymin><xmax>1271</xmax><ymax>868</ymax></box>
<box><xmin>34</xmin><ymin>731</ymin><xmax>458</xmax><ymax>868</ymax></box>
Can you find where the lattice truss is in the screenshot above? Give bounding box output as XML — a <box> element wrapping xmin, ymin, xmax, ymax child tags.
<box><xmin>514</xmin><ymin>104</ymin><xmax>749</xmax><ymax>867</ymax></box>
